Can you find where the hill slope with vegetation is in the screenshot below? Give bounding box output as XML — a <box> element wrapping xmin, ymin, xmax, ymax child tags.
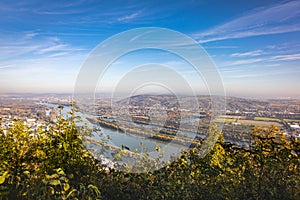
<box><xmin>0</xmin><ymin>111</ymin><xmax>299</xmax><ymax>199</ymax></box>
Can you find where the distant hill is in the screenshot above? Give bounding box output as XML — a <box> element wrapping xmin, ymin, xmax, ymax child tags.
<box><xmin>115</xmin><ymin>94</ymin><xmax>300</xmax><ymax>115</ymax></box>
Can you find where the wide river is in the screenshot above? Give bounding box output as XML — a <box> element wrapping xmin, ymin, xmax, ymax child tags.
<box><xmin>43</xmin><ymin>102</ymin><xmax>251</xmax><ymax>168</ymax></box>
<box><xmin>44</xmin><ymin>103</ymin><xmax>194</xmax><ymax>161</ymax></box>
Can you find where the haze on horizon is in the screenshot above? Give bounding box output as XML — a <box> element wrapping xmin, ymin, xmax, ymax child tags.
<box><xmin>0</xmin><ymin>0</ymin><xmax>299</xmax><ymax>99</ymax></box>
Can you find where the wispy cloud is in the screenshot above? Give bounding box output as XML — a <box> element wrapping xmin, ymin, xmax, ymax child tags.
<box><xmin>218</xmin><ymin>58</ymin><xmax>266</xmax><ymax>67</ymax></box>
<box><xmin>270</xmin><ymin>53</ymin><xmax>300</xmax><ymax>61</ymax></box>
<box><xmin>117</xmin><ymin>11</ymin><xmax>141</xmax><ymax>22</ymax></box>
<box><xmin>38</xmin><ymin>44</ymin><xmax>68</xmax><ymax>54</ymax></box>
<box><xmin>24</xmin><ymin>31</ymin><xmax>39</xmax><ymax>39</ymax></box>
<box><xmin>162</xmin><ymin>61</ymin><xmax>185</xmax><ymax>66</ymax></box>
<box><xmin>231</xmin><ymin>50</ymin><xmax>263</xmax><ymax>57</ymax></box>
<box><xmin>203</xmin><ymin>45</ymin><xmax>239</xmax><ymax>49</ymax></box>
<box><xmin>265</xmin><ymin>63</ymin><xmax>280</xmax><ymax>67</ymax></box>
<box><xmin>0</xmin><ymin>42</ymin><xmax>41</xmax><ymax>59</ymax></box>
<box><xmin>0</xmin><ymin>31</ymin><xmax>88</xmax><ymax>70</ymax></box>
<box><xmin>35</xmin><ymin>9</ymin><xmax>86</xmax><ymax>15</ymax></box>
<box><xmin>194</xmin><ymin>1</ymin><xmax>300</xmax><ymax>43</ymax></box>
<box><xmin>225</xmin><ymin>73</ymin><xmax>266</xmax><ymax>79</ymax></box>
<box><xmin>224</xmin><ymin>68</ymin><xmax>300</xmax><ymax>80</ymax></box>
<box><xmin>0</xmin><ymin>64</ymin><xmax>15</xmax><ymax>69</ymax></box>
<box><xmin>48</xmin><ymin>52</ymin><xmax>69</xmax><ymax>57</ymax></box>
<box><xmin>224</xmin><ymin>58</ymin><xmax>263</xmax><ymax>66</ymax></box>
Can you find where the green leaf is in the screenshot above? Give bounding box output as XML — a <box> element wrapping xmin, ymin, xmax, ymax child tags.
<box><xmin>67</xmin><ymin>189</ymin><xmax>78</xmax><ymax>198</ymax></box>
<box><xmin>42</xmin><ymin>179</ymin><xmax>48</xmax><ymax>185</ymax></box>
<box><xmin>0</xmin><ymin>171</ymin><xmax>9</xmax><ymax>184</ymax></box>
<box><xmin>88</xmin><ymin>184</ymin><xmax>101</xmax><ymax>196</ymax></box>
<box><xmin>49</xmin><ymin>186</ymin><xmax>55</xmax><ymax>195</ymax></box>
<box><xmin>113</xmin><ymin>152</ymin><xmax>122</xmax><ymax>161</ymax></box>
<box><xmin>56</xmin><ymin>168</ymin><xmax>65</xmax><ymax>176</ymax></box>
<box><xmin>49</xmin><ymin>179</ymin><xmax>61</xmax><ymax>186</ymax></box>
<box><xmin>48</xmin><ymin>174</ymin><xmax>59</xmax><ymax>179</ymax></box>
<box><xmin>23</xmin><ymin>171</ymin><xmax>30</xmax><ymax>176</ymax></box>
<box><xmin>291</xmin><ymin>150</ymin><xmax>298</xmax><ymax>157</ymax></box>
<box><xmin>60</xmin><ymin>176</ymin><xmax>69</xmax><ymax>182</ymax></box>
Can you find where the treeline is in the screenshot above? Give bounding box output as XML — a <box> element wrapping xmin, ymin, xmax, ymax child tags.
<box><xmin>0</xmin><ymin>113</ymin><xmax>299</xmax><ymax>199</ymax></box>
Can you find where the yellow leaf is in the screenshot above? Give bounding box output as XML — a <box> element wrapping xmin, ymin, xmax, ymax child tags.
<box><xmin>56</xmin><ymin>168</ymin><xmax>65</xmax><ymax>176</ymax></box>
<box><xmin>49</xmin><ymin>186</ymin><xmax>55</xmax><ymax>195</ymax></box>
<box><xmin>0</xmin><ymin>171</ymin><xmax>9</xmax><ymax>184</ymax></box>
<box><xmin>49</xmin><ymin>179</ymin><xmax>61</xmax><ymax>186</ymax></box>
<box><xmin>64</xmin><ymin>183</ymin><xmax>70</xmax><ymax>191</ymax></box>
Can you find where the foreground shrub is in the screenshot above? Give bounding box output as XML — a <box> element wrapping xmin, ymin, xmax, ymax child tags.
<box><xmin>0</xmin><ymin>111</ymin><xmax>299</xmax><ymax>199</ymax></box>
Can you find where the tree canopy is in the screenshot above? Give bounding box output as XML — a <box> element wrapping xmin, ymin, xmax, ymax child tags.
<box><xmin>0</xmin><ymin>112</ymin><xmax>299</xmax><ymax>199</ymax></box>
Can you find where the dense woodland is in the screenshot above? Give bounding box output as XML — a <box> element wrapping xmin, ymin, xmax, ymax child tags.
<box><xmin>0</xmin><ymin>110</ymin><xmax>299</xmax><ymax>199</ymax></box>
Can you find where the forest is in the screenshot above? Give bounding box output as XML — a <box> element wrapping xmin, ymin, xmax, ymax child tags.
<box><xmin>0</xmin><ymin>111</ymin><xmax>299</xmax><ymax>200</ymax></box>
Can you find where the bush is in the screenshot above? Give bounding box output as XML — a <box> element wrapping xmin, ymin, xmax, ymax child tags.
<box><xmin>0</xmin><ymin>111</ymin><xmax>299</xmax><ymax>199</ymax></box>
<box><xmin>0</xmin><ymin>111</ymin><xmax>101</xmax><ymax>199</ymax></box>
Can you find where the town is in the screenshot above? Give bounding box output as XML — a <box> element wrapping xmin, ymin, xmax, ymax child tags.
<box><xmin>1</xmin><ymin>94</ymin><xmax>300</xmax><ymax>143</ymax></box>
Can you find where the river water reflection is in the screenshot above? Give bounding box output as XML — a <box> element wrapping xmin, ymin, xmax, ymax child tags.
<box><xmin>44</xmin><ymin>103</ymin><xmax>192</xmax><ymax>160</ymax></box>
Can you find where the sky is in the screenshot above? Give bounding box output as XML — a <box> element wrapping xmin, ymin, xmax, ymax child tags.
<box><xmin>0</xmin><ymin>0</ymin><xmax>299</xmax><ymax>98</ymax></box>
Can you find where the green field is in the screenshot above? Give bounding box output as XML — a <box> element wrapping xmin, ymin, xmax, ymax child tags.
<box><xmin>254</xmin><ymin>117</ymin><xmax>281</xmax><ymax>122</ymax></box>
<box><xmin>284</xmin><ymin>119</ymin><xmax>300</xmax><ymax>123</ymax></box>
<box><xmin>214</xmin><ymin>118</ymin><xmax>237</xmax><ymax>123</ymax></box>
<box><xmin>239</xmin><ymin>119</ymin><xmax>282</xmax><ymax>127</ymax></box>
<box><xmin>215</xmin><ymin>117</ymin><xmax>283</xmax><ymax>127</ymax></box>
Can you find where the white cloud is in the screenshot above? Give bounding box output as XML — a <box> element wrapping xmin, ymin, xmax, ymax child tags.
<box><xmin>265</xmin><ymin>63</ymin><xmax>280</xmax><ymax>67</ymax></box>
<box><xmin>194</xmin><ymin>1</ymin><xmax>300</xmax><ymax>43</ymax></box>
<box><xmin>0</xmin><ymin>64</ymin><xmax>15</xmax><ymax>69</ymax></box>
<box><xmin>24</xmin><ymin>32</ymin><xmax>39</xmax><ymax>39</ymax></box>
<box><xmin>271</xmin><ymin>53</ymin><xmax>300</xmax><ymax>61</ymax></box>
<box><xmin>38</xmin><ymin>44</ymin><xmax>68</xmax><ymax>54</ymax></box>
<box><xmin>129</xmin><ymin>30</ymin><xmax>155</xmax><ymax>42</ymax></box>
<box><xmin>118</xmin><ymin>11</ymin><xmax>140</xmax><ymax>22</ymax></box>
<box><xmin>0</xmin><ymin>42</ymin><xmax>41</xmax><ymax>59</ymax></box>
<box><xmin>0</xmin><ymin>32</ymin><xmax>87</xmax><ymax>61</ymax></box>
<box><xmin>203</xmin><ymin>45</ymin><xmax>238</xmax><ymax>49</ymax></box>
<box><xmin>225</xmin><ymin>58</ymin><xmax>263</xmax><ymax>66</ymax></box>
<box><xmin>48</xmin><ymin>52</ymin><xmax>69</xmax><ymax>57</ymax></box>
<box><xmin>163</xmin><ymin>61</ymin><xmax>185</xmax><ymax>66</ymax></box>
<box><xmin>0</xmin><ymin>33</ymin><xmax>50</xmax><ymax>58</ymax></box>
<box><xmin>231</xmin><ymin>50</ymin><xmax>263</xmax><ymax>57</ymax></box>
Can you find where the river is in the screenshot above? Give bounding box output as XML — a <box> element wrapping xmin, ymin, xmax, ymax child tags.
<box><xmin>43</xmin><ymin>103</ymin><xmax>251</xmax><ymax>165</ymax></box>
<box><xmin>43</xmin><ymin>103</ymin><xmax>193</xmax><ymax>161</ymax></box>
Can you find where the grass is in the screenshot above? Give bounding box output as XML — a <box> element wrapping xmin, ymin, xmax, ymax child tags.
<box><xmin>215</xmin><ymin>116</ymin><xmax>286</xmax><ymax>127</ymax></box>
<box><xmin>214</xmin><ymin>118</ymin><xmax>237</xmax><ymax>123</ymax></box>
<box><xmin>239</xmin><ymin>119</ymin><xmax>282</xmax><ymax>127</ymax></box>
<box><xmin>284</xmin><ymin>119</ymin><xmax>300</xmax><ymax>123</ymax></box>
<box><xmin>254</xmin><ymin>117</ymin><xmax>281</xmax><ymax>122</ymax></box>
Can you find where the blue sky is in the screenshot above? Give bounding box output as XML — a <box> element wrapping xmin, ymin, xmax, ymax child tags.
<box><xmin>0</xmin><ymin>0</ymin><xmax>299</xmax><ymax>98</ymax></box>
